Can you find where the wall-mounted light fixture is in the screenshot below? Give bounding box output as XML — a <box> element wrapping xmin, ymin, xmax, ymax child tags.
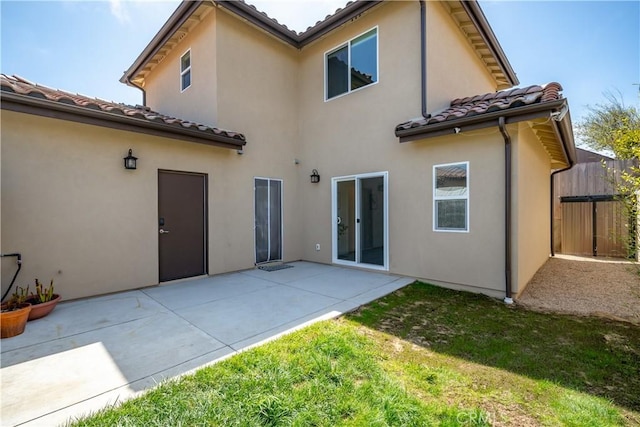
<box><xmin>123</xmin><ymin>149</ymin><xmax>138</xmax><ymax>170</ymax></box>
<box><xmin>310</xmin><ymin>169</ymin><xmax>320</xmax><ymax>183</ymax></box>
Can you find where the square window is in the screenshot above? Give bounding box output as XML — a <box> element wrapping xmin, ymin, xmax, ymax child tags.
<box><xmin>180</xmin><ymin>50</ymin><xmax>191</xmax><ymax>91</ymax></box>
<box><xmin>433</xmin><ymin>162</ymin><xmax>469</xmax><ymax>231</ymax></box>
<box><xmin>326</xmin><ymin>28</ymin><xmax>377</xmax><ymax>100</ymax></box>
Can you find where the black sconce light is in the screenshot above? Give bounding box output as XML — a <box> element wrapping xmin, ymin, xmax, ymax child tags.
<box><xmin>310</xmin><ymin>169</ymin><xmax>320</xmax><ymax>183</ymax></box>
<box><xmin>123</xmin><ymin>149</ymin><xmax>138</xmax><ymax>170</ymax></box>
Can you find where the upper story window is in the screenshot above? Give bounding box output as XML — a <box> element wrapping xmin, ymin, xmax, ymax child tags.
<box><xmin>433</xmin><ymin>162</ymin><xmax>469</xmax><ymax>232</ymax></box>
<box><xmin>180</xmin><ymin>49</ymin><xmax>191</xmax><ymax>92</ymax></box>
<box><xmin>325</xmin><ymin>27</ymin><xmax>378</xmax><ymax>101</ymax></box>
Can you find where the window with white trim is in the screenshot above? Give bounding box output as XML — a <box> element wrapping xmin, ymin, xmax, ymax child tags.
<box><xmin>325</xmin><ymin>27</ymin><xmax>378</xmax><ymax>100</ymax></box>
<box><xmin>433</xmin><ymin>162</ymin><xmax>469</xmax><ymax>232</ymax></box>
<box><xmin>180</xmin><ymin>50</ymin><xmax>191</xmax><ymax>91</ymax></box>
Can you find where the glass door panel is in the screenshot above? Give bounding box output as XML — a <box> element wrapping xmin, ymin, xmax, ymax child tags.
<box><xmin>268</xmin><ymin>180</ymin><xmax>282</xmax><ymax>261</ymax></box>
<box><xmin>359</xmin><ymin>176</ymin><xmax>384</xmax><ymax>266</ymax></box>
<box><xmin>333</xmin><ymin>173</ymin><xmax>387</xmax><ymax>270</ymax></box>
<box><xmin>336</xmin><ymin>180</ymin><xmax>356</xmax><ymax>261</ymax></box>
<box><xmin>255</xmin><ymin>178</ymin><xmax>282</xmax><ymax>264</ymax></box>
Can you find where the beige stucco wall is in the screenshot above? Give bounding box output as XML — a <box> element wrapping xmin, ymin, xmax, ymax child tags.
<box><xmin>144</xmin><ymin>6</ymin><xmax>218</xmax><ymax>126</ymax></box>
<box><xmin>296</xmin><ymin>1</ymin><xmax>507</xmax><ymax>297</ymax></box>
<box><xmin>512</xmin><ymin>122</ymin><xmax>552</xmax><ymax>296</ymax></box>
<box><xmin>212</xmin><ymin>9</ymin><xmax>302</xmax><ymax>266</ymax></box>
<box><xmin>426</xmin><ymin>1</ymin><xmax>497</xmax><ymax>112</ymax></box>
<box><xmin>143</xmin><ymin>6</ymin><xmax>304</xmax><ymax>269</ymax></box>
<box><xmin>0</xmin><ymin>111</ymin><xmax>292</xmax><ymax>300</ymax></box>
<box><xmin>2</xmin><ymin>1</ymin><xmax>547</xmax><ymax>301</ymax></box>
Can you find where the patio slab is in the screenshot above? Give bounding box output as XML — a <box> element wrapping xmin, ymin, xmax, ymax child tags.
<box><xmin>0</xmin><ymin>262</ymin><xmax>413</xmax><ymax>426</ymax></box>
<box><xmin>176</xmin><ymin>284</ymin><xmax>342</xmax><ymax>346</ymax></box>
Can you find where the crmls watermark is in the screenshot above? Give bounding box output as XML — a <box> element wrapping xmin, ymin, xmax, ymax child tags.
<box><xmin>456</xmin><ymin>410</ymin><xmax>493</xmax><ymax>425</ymax></box>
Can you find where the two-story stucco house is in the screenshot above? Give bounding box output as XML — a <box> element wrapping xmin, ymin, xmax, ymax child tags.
<box><xmin>0</xmin><ymin>0</ymin><xmax>575</xmax><ymax>302</ymax></box>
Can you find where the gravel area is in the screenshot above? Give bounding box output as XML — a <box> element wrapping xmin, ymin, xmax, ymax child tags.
<box><xmin>517</xmin><ymin>254</ymin><xmax>640</xmax><ymax>324</ymax></box>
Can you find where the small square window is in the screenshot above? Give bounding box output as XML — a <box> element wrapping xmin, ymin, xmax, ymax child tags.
<box><xmin>325</xmin><ymin>28</ymin><xmax>377</xmax><ymax>100</ymax></box>
<box><xmin>433</xmin><ymin>162</ymin><xmax>469</xmax><ymax>232</ymax></box>
<box><xmin>180</xmin><ymin>50</ymin><xmax>191</xmax><ymax>91</ymax></box>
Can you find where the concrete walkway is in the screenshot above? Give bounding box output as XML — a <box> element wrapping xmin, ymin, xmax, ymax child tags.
<box><xmin>1</xmin><ymin>262</ymin><xmax>413</xmax><ymax>426</ymax></box>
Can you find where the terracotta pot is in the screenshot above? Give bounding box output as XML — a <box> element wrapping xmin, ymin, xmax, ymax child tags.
<box><xmin>1</xmin><ymin>303</ymin><xmax>32</xmax><ymax>338</ymax></box>
<box><xmin>26</xmin><ymin>294</ymin><xmax>61</xmax><ymax>321</ymax></box>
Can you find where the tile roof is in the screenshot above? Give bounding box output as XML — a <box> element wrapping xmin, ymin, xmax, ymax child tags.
<box><xmin>302</xmin><ymin>0</ymin><xmax>359</xmax><ymax>33</ymax></box>
<box><xmin>395</xmin><ymin>81</ymin><xmax>575</xmax><ymax>169</ymax></box>
<box><xmin>396</xmin><ymin>82</ymin><xmax>564</xmax><ymax>132</ymax></box>
<box><xmin>229</xmin><ymin>0</ymin><xmax>371</xmax><ymax>37</ymax></box>
<box><xmin>1</xmin><ymin>74</ymin><xmax>246</xmax><ymax>145</ymax></box>
<box><xmin>234</xmin><ymin>0</ymin><xmax>300</xmax><ymax>36</ymax></box>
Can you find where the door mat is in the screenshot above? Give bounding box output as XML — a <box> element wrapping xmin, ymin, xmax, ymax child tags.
<box><xmin>257</xmin><ymin>263</ymin><xmax>294</xmax><ymax>272</ymax></box>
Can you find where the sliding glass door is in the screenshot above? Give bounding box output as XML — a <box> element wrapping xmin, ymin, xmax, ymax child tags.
<box><xmin>255</xmin><ymin>178</ymin><xmax>282</xmax><ymax>264</ymax></box>
<box><xmin>332</xmin><ymin>172</ymin><xmax>388</xmax><ymax>270</ymax></box>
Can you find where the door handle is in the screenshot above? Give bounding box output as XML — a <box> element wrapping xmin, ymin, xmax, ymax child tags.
<box><xmin>337</xmin><ymin>217</ymin><xmax>342</xmax><ymax>225</ymax></box>
<box><xmin>159</xmin><ymin>229</ymin><xmax>170</xmax><ymax>234</ymax></box>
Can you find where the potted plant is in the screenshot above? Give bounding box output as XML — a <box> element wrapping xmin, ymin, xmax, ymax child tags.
<box><xmin>1</xmin><ymin>286</ymin><xmax>32</xmax><ymax>338</ymax></box>
<box><xmin>26</xmin><ymin>279</ymin><xmax>61</xmax><ymax>321</ymax></box>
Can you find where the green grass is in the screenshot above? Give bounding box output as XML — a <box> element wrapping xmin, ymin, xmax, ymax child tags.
<box><xmin>71</xmin><ymin>282</ymin><xmax>640</xmax><ymax>426</ymax></box>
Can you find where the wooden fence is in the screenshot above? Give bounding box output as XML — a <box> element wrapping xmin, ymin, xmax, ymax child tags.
<box><xmin>553</xmin><ymin>158</ymin><xmax>638</xmax><ymax>258</ymax></box>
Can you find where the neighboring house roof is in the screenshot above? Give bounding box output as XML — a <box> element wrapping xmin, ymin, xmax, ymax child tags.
<box><xmin>575</xmin><ymin>147</ymin><xmax>613</xmax><ymax>163</ymax></box>
<box><xmin>395</xmin><ymin>82</ymin><xmax>576</xmax><ymax>168</ymax></box>
<box><xmin>0</xmin><ymin>75</ymin><xmax>246</xmax><ymax>150</ymax></box>
<box><xmin>121</xmin><ymin>0</ymin><xmax>518</xmax><ymax>90</ymax></box>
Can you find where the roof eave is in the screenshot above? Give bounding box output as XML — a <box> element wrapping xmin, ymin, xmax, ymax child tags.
<box><xmin>123</xmin><ymin>0</ymin><xmax>511</xmax><ymax>89</ymax></box>
<box><xmin>120</xmin><ymin>0</ymin><xmax>205</xmax><ymax>86</ymax></box>
<box><xmin>395</xmin><ymin>99</ymin><xmax>566</xmax><ymax>141</ymax></box>
<box><xmin>1</xmin><ymin>92</ymin><xmax>246</xmax><ymax>150</ymax></box>
<box><xmin>214</xmin><ymin>1</ymin><xmax>383</xmax><ymax>48</ymax></box>
<box><xmin>460</xmin><ymin>0</ymin><xmax>519</xmax><ymax>87</ymax></box>
<box><xmin>554</xmin><ymin>108</ymin><xmax>577</xmax><ymax>166</ymax></box>
<box><xmin>395</xmin><ymin>99</ymin><xmax>575</xmax><ymax>167</ymax></box>
<box><xmin>214</xmin><ymin>1</ymin><xmax>301</xmax><ymax>47</ymax></box>
<box><xmin>298</xmin><ymin>1</ymin><xmax>383</xmax><ymax>46</ymax></box>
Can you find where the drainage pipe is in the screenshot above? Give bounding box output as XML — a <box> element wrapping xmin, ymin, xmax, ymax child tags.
<box><xmin>419</xmin><ymin>0</ymin><xmax>430</xmax><ymax>120</ymax></box>
<box><xmin>549</xmin><ymin>122</ymin><xmax>574</xmax><ymax>256</ymax></box>
<box><xmin>550</xmin><ymin>165</ymin><xmax>572</xmax><ymax>256</ymax></box>
<box><xmin>498</xmin><ymin>117</ymin><xmax>513</xmax><ymax>304</ymax></box>
<box><xmin>125</xmin><ymin>76</ymin><xmax>147</xmax><ymax>107</ymax></box>
<box><xmin>1</xmin><ymin>253</ymin><xmax>22</xmax><ymax>302</ymax></box>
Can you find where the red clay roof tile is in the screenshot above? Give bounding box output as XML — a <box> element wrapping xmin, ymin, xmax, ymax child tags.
<box><xmin>0</xmin><ymin>74</ymin><xmax>246</xmax><ymax>143</ymax></box>
<box><xmin>396</xmin><ymin>82</ymin><xmax>564</xmax><ymax>131</ymax></box>
<box><xmin>236</xmin><ymin>0</ymin><xmax>300</xmax><ymax>36</ymax></box>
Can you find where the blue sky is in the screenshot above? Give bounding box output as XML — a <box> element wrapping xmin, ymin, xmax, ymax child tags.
<box><xmin>1</xmin><ymin>0</ymin><xmax>638</xmax><ymax>147</ymax></box>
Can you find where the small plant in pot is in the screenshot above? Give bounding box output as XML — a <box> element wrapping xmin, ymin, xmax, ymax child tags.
<box><xmin>26</xmin><ymin>279</ymin><xmax>61</xmax><ymax>321</ymax></box>
<box><xmin>1</xmin><ymin>286</ymin><xmax>32</xmax><ymax>338</ymax></box>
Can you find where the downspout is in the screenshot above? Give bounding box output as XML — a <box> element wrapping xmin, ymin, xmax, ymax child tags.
<box><xmin>498</xmin><ymin>117</ymin><xmax>513</xmax><ymax>304</ymax></box>
<box><xmin>419</xmin><ymin>0</ymin><xmax>430</xmax><ymax>120</ymax></box>
<box><xmin>549</xmin><ymin>118</ymin><xmax>574</xmax><ymax>256</ymax></box>
<box><xmin>125</xmin><ymin>76</ymin><xmax>147</xmax><ymax>107</ymax></box>
<box><xmin>550</xmin><ymin>166</ymin><xmax>572</xmax><ymax>256</ymax></box>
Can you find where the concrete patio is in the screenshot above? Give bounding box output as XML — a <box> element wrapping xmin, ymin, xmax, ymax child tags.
<box><xmin>1</xmin><ymin>262</ymin><xmax>413</xmax><ymax>426</ymax></box>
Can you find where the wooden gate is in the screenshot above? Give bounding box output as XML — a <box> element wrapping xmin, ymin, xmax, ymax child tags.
<box><xmin>553</xmin><ymin>156</ymin><xmax>638</xmax><ymax>258</ymax></box>
<box><xmin>561</xmin><ymin>198</ymin><xmax>629</xmax><ymax>257</ymax></box>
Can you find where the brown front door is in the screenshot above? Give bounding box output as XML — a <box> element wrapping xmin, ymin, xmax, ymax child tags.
<box><xmin>158</xmin><ymin>170</ymin><xmax>207</xmax><ymax>282</ymax></box>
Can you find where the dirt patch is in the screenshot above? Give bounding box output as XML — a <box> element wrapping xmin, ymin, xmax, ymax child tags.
<box><xmin>517</xmin><ymin>255</ymin><xmax>640</xmax><ymax>324</ymax></box>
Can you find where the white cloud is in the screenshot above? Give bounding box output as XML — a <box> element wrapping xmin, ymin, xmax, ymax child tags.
<box><xmin>109</xmin><ymin>0</ymin><xmax>131</xmax><ymax>24</ymax></box>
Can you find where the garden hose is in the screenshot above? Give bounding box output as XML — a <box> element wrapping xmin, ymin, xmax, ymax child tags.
<box><xmin>1</xmin><ymin>253</ymin><xmax>22</xmax><ymax>302</ymax></box>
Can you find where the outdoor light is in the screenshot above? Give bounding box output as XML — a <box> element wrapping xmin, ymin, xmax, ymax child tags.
<box><xmin>123</xmin><ymin>149</ymin><xmax>138</xmax><ymax>170</ymax></box>
<box><xmin>310</xmin><ymin>169</ymin><xmax>320</xmax><ymax>183</ymax></box>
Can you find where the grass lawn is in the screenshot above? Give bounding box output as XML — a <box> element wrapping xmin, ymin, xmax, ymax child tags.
<box><xmin>71</xmin><ymin>282</ymin><xmax>640</xmax><ymax>426</ymax></box>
